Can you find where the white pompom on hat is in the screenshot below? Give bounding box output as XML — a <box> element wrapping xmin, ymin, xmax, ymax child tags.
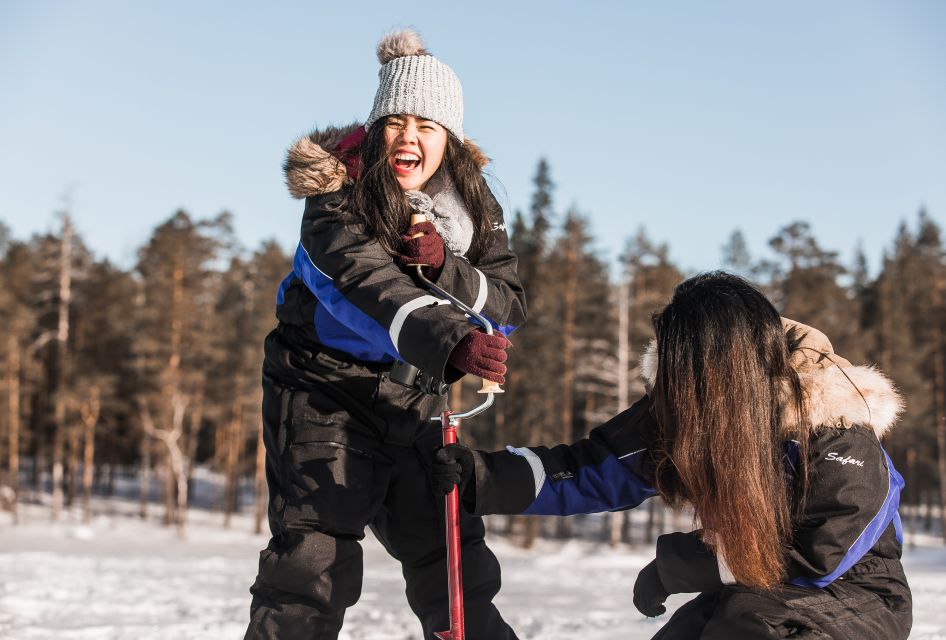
<box><xmin>364</xmin><ymin>28</ymin><xmax>464</xmax><ymax>142</ymax></box>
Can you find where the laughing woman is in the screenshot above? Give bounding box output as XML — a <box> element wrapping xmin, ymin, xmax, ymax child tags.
<box><xmin>244</xmin><ymin>29</ymin><xmax>525</xmax><ymax>640</ymax></box>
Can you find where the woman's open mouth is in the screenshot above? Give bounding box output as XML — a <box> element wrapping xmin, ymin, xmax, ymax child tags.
<box><xmin>392</xmin><ymin>152</ymin><xmax>421</xmax><ymax>176</ymax></box>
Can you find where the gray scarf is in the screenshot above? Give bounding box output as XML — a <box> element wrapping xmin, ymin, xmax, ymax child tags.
<box><xmin>405</xmin><ymin>170</ymin><xmax>474</xmax><ymax>257</ymax></box>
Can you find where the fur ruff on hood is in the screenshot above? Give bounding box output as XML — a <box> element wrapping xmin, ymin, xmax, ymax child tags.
<box><xmin>638</xmin><ymin>318</ymin><xmax>904</xmax><ymax>439</ymax></box>
<box><xmin>283</xmin><ymin>123</ymin><xmax>490</xmax><ymax>199</ymax></box>
<box><xmin>284</xmin><ymin>124</ymin><xmax>363</xmax><ymax>199</ymax></box>
<box><xmin>282</xmin><ymin>123</ymin><xmax>491</xmax><ymax>258</ymax></box>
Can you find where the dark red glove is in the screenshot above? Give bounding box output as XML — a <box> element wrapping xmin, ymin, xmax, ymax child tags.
<box><xmin>447</xmin><ymin>330</ymin><xmax>509</xmax><ymax>384</ymax></box>
<box><xmin>398</xmin><ymin>221</ymin><xmax>445</xmax><ymax>280</ymax></box>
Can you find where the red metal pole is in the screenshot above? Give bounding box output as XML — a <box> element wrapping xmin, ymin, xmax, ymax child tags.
<box><xmin>435</xmin><ymin>411</ymin><xmax>464</xmax><ymax>640</ymax></box>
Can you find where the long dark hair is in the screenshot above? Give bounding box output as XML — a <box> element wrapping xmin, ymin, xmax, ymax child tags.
<box><xmin>346</xmin><ymin>116</ymin><xmax>496</xmax><ymax>264</ymax></box>
<box><xmin>649</xmin><ymin>271</ymin><xmax>807</xmax><ymax>589</ymax></box>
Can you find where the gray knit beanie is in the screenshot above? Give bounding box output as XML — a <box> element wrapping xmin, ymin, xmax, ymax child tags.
<box><xmin>365</xmin><ymin>29</ymin><xmax>464</xmax><ymax>141</ymax></box>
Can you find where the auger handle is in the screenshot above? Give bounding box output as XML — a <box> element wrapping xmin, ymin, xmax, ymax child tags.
<box><xmin>415</xmin><ymin>266</ymin><xmax>504</xmax><ymax>397</ymax></box>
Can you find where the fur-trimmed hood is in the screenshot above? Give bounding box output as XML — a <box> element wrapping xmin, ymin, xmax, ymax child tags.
<box><xmin>283</xmin><ymin>123</ymin><xmax>491</xmax><ymax>199</ymax></box>
<box><xmin>638</xmin><ymin>318</ymin><xmax>904</xmax><ymax>439</ymax></box>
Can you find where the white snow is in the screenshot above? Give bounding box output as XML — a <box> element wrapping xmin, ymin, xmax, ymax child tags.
<box><xmin>1</xmin><ymin>499</ymin><xmax>944</xmax><ymax>640</ymax></box>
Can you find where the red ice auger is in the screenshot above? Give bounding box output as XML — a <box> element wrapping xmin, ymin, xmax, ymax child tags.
<box><xmin>404</xmin><ymin>194</ymin><xmax>503</xmax><ymax>640</ymax></box>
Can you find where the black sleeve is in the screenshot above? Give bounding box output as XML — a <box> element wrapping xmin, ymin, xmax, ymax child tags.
<box><xmin>785</xmin><ymin>426</ymin><xmax>903</xmax><ymax>588</ymax></box>
<box><xmin>465</xmin><ymin>397</ymin><xmax>658</xmax><ymax>516</ymax></box>
<box><xmin>294</xmin><ymin>192</ymin><xmax>475</xmax><ymax>382</ymax></box>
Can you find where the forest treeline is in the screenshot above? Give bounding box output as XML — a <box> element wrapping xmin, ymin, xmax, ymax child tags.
<box><xmin>1</xmin><ymin>159</ymin><xmax>944</xmax><ymax>547</ymax></box>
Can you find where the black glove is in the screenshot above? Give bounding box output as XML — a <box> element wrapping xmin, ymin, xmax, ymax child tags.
<box><xmin>655</xmin><ymin>531</ymin><xmax>724</xmax><ymax>594</ymax></box>
<box><xmin>429</xmin><ymin>443</ymin><xmax>475</xmax><ymax>496</ymax></box>
<box><xmin>633</xmin><ymin>559</ymin><xmax>670</xmax><ymax>617</ymax></box>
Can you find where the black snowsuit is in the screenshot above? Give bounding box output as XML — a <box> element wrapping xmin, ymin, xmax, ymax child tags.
<box><xmin>648</xmin><ymin>424</ymin><xmax>911</xmax><ymax>639</ymax></box>
<box><xmin>244</xmin><ymin>126</ymin><xmax>526</xmax><ymax>640</ymax></box>
<box><xmin>459</xmin><ymin>349</ymin><xmax>912</xmax><ymax>638</ymax></box>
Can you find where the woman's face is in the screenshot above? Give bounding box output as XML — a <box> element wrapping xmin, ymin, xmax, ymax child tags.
<box><xmin>383</xmin><ymin>115</ymin><xmax>448</xmax><ymax>191</ymax></box>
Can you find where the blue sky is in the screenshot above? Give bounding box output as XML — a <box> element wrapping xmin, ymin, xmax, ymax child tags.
<box><xmin>1</xmin><ymin>1</ymin><xmax>944</xmax><ymax>274</ymax></box>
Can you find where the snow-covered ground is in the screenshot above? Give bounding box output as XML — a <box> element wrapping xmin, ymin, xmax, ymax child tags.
<box><xmin>1</xmin><ymin>498</ymin><xmax>944</xmax><ymax>640</ymax></box>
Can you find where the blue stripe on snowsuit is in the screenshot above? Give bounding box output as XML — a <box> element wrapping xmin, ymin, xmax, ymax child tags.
<box><xmin>517</xmin><ymin>450</ymin><xmax>657</xmax><ymax>516</ymax></box>
<box><xmin>790</xmin><ymin>445</ymin><xmax>904</xmax><ymax>589</ymax></box>
<box><xmin>474</xmin><ymin>312</ymin><xmax>517</xmax><ymax>337</ymax></box>
<box><xmin>313</xmin><ymin>304</ymin><xmax>393</xmax><ymax>362</ymax></box>
<box><xmin>292</xmin><ymin>242</ymin><xmax>401</xmax><ymax>362</ymax></box>
<box><xmin>275</xmin><ymin>271</ymin><xmax>295</xmax><ymax>305</ymax></box>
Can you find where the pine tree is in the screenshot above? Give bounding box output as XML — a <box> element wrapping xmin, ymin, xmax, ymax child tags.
<box><xmin>871</xmin><ymin>213</ymin><xmax>943</xmax><ymax>537</ymax></box>
<box><xmin>70</xmin><ymin>259</ymin><xmax>137</xmax><ymax>520</ymax></box>
<box><xmin>134</xmin><ymin>210</ymin><xmax>232</xmax><ymax>534</ymax></box>
<box><xmin>245</xmin><ymin>241</ymin><xmax>292</xmax><ymax>533</ymax></box>
<box><xmin>766</xmin><ymin>222</ymin><xmax>863</xmax><ymax>360</ymax></box>
<box><xmin>504</xmin><ymin>159</ymin><xmax>562</xmax><ymax>546</ymax></box>
<box><xmin>20</xmin><ymin>212</ymin><xmax>90</xmax><ymax>520</ymax></box>
<box><xmin>721</xmin><ymin>229</ymin><xmax>752</xmax><ymax>278</ymax></box>
<box><xmin>914</xmin><ymin>211</ymin><xmax>946</xmax><ymax>541</ymax></box>
<box><xmin>50</xmin><ymin>213</ymin><xmax>76</xmax><ymax>519</ymax></box>
<box><xmin>210</xmin><ymin>240</ymin><xmax>291</xmax><ymax>528</ymax></box>
<box><xmin>0</xmin><ymin>227</ymin><xmax>37</xmax><ymax>523</ymax></box>
<box><xmin>620</xmin><ymin>228</ymin><xmax>683</xmax><ymax>544</ymax></box>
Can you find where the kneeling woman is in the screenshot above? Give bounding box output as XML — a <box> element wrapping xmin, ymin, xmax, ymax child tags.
<box><xmin>432</xmin><ymin>272</ymin><xmax>911</xmax><ymax>639</ymax></box>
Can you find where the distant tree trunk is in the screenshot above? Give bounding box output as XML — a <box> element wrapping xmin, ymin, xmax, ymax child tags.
<box><xmin>524</xmin><ymin>400</ymin><xmax>552</xmax><ymax>548</ymax></box>
<box><xmin>213</xmin><ymin>419</ymin><xmax>226</xmax><ymax>470</ymax></box>
<box><xmin>522</xmin><ymin>516</ymin><xmax>539</xmax><ymax>549</ymax></box>
<box><xmin>171</xmin><ymin>408</ymin><xmax>190</xmax><ymax>536</ymax></box>
<box><xmin>28</xmin><ymin>394</ymin><xmax>40</xmax><ymax>490</ymax></box>
<box><xmin>6</xmin><ymin>335</ymin><xmax>20</xmax><ymax>524</ymax></box>
<box><xmin>146</xmin><ymin>258</ymin><xmax>192</xmax><ymax>536</ymax></box>
<box><xmin>106</xmin><ymin>464</ymin><xmax>115</xmax><ymax>497</ymax></box>
<box><xmin>80</xmin><ymin>387</ymin><xmax>100</xmax><ymax>523</ymax></box>
<box><xmin>933</xmin><ymin>340</ymin><xmax>946</xmax><ymax>543</ymax></box>
<box><xmin>139</xmin><ymin>436</ymin><xmax>151</xmax><ymax>519</ymax></box>
<box><xmin>254</xmin><ymin>410</ymin><xmax>266</xmax><ymax>535</ymax></box>
<box><xmin>645</xmin><ymin>497</ymin><xmax>658</xmax><ymax>544</ymax></box>
<box><xmin>164</xmin><ymin>451</ymin><xmax>176</xmax><ymax>525</ymax></box>
<box><xmin>487</xmin><ymin>396</ymin><xmax>506</xmax><ymax>538</ymax></box>
<box><xmin>621</xmin><ymin>506</ymin><xmax>634</xmax><ymax>546</ymax></box>
<box><xmin>609</xmin><ymin>277</ymin><xmax>630</xmax><ymax>547</ymax></box>
<box><xmin>66</xmin><ymin>422</ymin><xmax>80</xmax><ymax>508</ymax></box>
<box><xmin>923</xmin><ymin>490</ymin><xmax>933</xmax><ymax>532</ymax></box>
<box><xmin>51</xmin><ymin>214</ymin><xmax>73</xmax><ymax>521</ymax></box>
<box><xmin>51</xmin><ymin>429</ymin><xmax>65</xmax><ymax>518</ymax></box>
<box><xmin>521</xmin><ymin>388</ymin><xmax>551</xmax><ymax>548</ymax></box>
<box><xmin>185</xmin><ymin>392</ymin><xmax>203</xmax><ymax>507</ymax></box>
<box><xmin>906</xmin><ymin>447</ymin><xmax>917</xmax><ymax>547</ymax></box>
<box><xmin>141</xmin><ymin>393</ymin><xmax>189</xmax><ymax>538</ymax></box>
<box><xmin>556</xmin><ymin>237</ymin><xmax>577</xmax><ymax>540</ymax></box>
<box><xmin>223</xmin><ymin>397</ymin><xmax>244</xmax><ymax>528</ymax></box>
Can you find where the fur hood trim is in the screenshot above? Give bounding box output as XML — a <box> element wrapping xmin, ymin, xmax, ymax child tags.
<box><xmin>788</xmin><ymin>362</ymin><xmax>903</xmax><ymax>438</ymax></box>
<box><xmin>638</xmin><ymin>321</ymin><xmax>904</xmax><ymax>439</ymax></box>
<box><xmin>284</xmin><ymin>123</ymin><xmax>490</xmax><ymax>199</ymax></box>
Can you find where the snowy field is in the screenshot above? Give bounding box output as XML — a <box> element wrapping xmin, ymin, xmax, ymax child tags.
<box><xmin>1</xmin><ymin>497</ymin><xmax>945</xmax><ymax>640</ymax></box>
